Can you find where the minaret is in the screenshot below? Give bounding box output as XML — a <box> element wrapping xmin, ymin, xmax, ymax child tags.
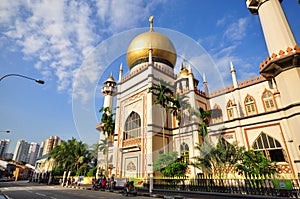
<box><xmin>230</xmin><ymin>61</ymin><xmax>239</xmax><ymax>89</ymax></box>
<box><xmin>203</xmin><ymin>73</ymin><xmax>209</xmax><ymax>96</ymax></box>
<box><xmin>118</xmin><ymin>63</ymin><xmax>123</xmax><ymax>82</ymax></box>
<box><xmin>101</xmin><ymin>73</ymin><xmax>117</xmax><ymax>111</ymax></box>
<box><xmin>246</xmin><ymin>0</ymin><xmax>297</xmax><ymax>56</ymax></box>
<box><xmin>188</xmin><ymin>64</ymin><xmax>194</xmax><ymax>91</ymax></box>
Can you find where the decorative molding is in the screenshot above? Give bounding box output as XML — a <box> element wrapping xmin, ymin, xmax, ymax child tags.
<box><xmin>260</xmin><ymin>45</ymin><xmax>300</xmax><ymax>71</ymax></box>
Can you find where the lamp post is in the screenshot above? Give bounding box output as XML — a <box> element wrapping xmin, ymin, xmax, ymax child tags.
<box><xmin>0</xmin><ymin>130</ymin><xmax>10</xmax><ymax>133</ymax></box>
<box><xmin>0</xmin><ymin>74</ymin><xmax>45</xmax><ymax>84</ymax></box>
<box><xmin>147</xmin><ymin>164</ymin><xmax>153</xmax><ymax>195</ymax></box>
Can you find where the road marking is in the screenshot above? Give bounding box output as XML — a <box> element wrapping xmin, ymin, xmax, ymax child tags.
<box><xmin>35</xmin><ymin>192</ymin><xmax>46</xmax><ymax>197</ymax></box>
<box><xmin>50</xmin><ymin>197</ymin><xmax>57</xmax><ymax>199</ymax></box>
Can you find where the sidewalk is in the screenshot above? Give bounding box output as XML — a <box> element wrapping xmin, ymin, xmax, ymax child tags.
<box><xmin>64</xmin><ymin>184</ymin><xmax>93</xmax><ymax>190</ymax></box>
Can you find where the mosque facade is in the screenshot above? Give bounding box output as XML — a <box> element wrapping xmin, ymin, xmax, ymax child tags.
<box><xmin>97</xmin><ymin>0</ymin><xmax>300</xmax><ymax>178</ymax></box>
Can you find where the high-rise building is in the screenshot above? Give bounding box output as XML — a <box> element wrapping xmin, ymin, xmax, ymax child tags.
<box><xmin>27</xmin><ymin>142</ymin><xmax>40</xmax><ymax>165</ymax></box>
<box><xmin>0</xmin><ymin>139</ymin><xmax>10</xmax><ymax>158</ymax></box>
<box><xmin>42</xmin><ymin>136</ymin><xmax>61</xmax><ymax>155</ymax></box>
<box><xmin>4</xmin><ymin>153</ymin><xmax>13</xmax><ymax>160</ymax></box>
<box><xmin>37</xmin><ymin>141</ymin><xmax>44</xmax><ymax>158</ymax></box>
<box><xmin>13</xmin><ymin>140</ymin><xmax>30</xmax><ymax>163</ymax></box>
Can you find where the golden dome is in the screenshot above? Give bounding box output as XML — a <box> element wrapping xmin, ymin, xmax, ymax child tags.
<box><xmin>126</xmin><ymin>16</ymin><xmax>176</xmax><ymax>69</ymax></box>
<box><xmin>104</xmin><ymin>73</ymin><xmax>115</xmax><ymax>83</ymax></box>
<box><xmin>178</xmin><ymin>61</ymin><xmax>189</xmax><ymax>78</ymax></box>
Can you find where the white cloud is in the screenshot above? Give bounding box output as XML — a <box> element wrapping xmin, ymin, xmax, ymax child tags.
<box><xmin>1</xmin><ymin>0</ymin><xmax>167</xmax><ymax>96</ymax></box>
<box><xmin>223</xmin><ymin>17</ymin><xmax>248</xmax><ymax>41</ymax></box>
<box><xmin>199</xmin><ymin>16</ymin><xmax>257</xmax><ymax>93</ymax></box>
<box><xmin>95</xmin><ymin>0</ymin><xmax>155</xmax><ymax>33</ymax></box>
<box><xmin>0</xmin><ymin>0</ymin><xmax>23</xmax><ymax>25</ymax></box>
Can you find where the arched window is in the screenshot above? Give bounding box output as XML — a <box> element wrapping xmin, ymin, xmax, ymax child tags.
<box><xmin>124</xmin><ymin>112</ymin><xmax>141</xmax><ymax>140</ymax></box>
<box><xmin>252</xmin><ymin>132</ymin><xmax>286</xmax><ymax>162</ymax></box>
<box><xmin>245</xmin><ymin>95</ymin><xmax>257</xmax><ymax>116</ymax></box>
<box><xmin>226</xmin><ymin>100</ymin><xmax>234</xmax><ymax>120</ymax></box>
<box><xmin>180</xmin><ymin>142</ymin><xmax>189</xmax><ymax>163</ymax></box>
<box><xmin>262</xmin><ymin>90</ymin><xmax>276</xmax><ymax>111</ymax></box>
<box><xmin>211</xmin><ymin>104</ymin><xmax>223</xmax><ymax>124</ymax></box>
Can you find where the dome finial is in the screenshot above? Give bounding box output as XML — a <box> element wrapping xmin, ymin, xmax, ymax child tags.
<box><xmin>149</xmin><ymin>16</ymin><xmax>154</xmax><ymax>32</ymax></box>
<box><xmin>181</xmin><ymin>59</ymin><xmax>187</xmax><ymax>70</ymax></box>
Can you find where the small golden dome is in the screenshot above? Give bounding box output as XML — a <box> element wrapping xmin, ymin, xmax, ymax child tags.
<box><xmin>178</xmin><ymin>60</ymin><xmax>189</xmax><ymax>78</ymax></box>
<box><xmin>126</xmin><ymin>16</ymin><xmax>176</xmax><ymax>69</ymax></box>
<box><xmin>104</xmin><ymin>73</ymin><xmax>115</xmax><ymax>83</ymax></box>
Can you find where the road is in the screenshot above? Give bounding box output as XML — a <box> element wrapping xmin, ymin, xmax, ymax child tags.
<box><xmin>1</xmin><ymin>181</ymin><xmax>283</xmax><ymax>199</ymax></box>
<box><xmin>0</xmin><ymin>181</ymin><xmax>155</xmax><ymax>199</ymax></box>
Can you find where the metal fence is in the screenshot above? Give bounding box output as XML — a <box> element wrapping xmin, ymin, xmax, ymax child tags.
<box><xmin>141</xmin><ymin>174</ymin><xmax>300</xmax><ymax>198</ymax></box>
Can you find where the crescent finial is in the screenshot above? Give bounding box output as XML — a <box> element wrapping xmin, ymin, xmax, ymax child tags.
<box><xmin>149</xmin><ymin>16</ymin><xmax>154</xmax><ymax>32</ymax></box>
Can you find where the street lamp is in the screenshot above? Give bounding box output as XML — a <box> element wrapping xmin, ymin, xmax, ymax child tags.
<box><xmin>0</xmin><ymin>130</ymin><xmax>10</xmax><ymax>133</ymax></box>
<box><xmin>0</xmin><ymin>74</ymin><xmax>45</xmax><ymax>84</ymax></box>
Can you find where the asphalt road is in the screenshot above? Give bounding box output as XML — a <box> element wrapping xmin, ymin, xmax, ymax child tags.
<box><xmin>1</xmin><ymin>181</ymin><xmax>286</xmax><ymax>199</ymax></box>
<box><xmin>0</xmin><ymin>181</ymin><xmax>156</xmax><ymax>199</ymax></box>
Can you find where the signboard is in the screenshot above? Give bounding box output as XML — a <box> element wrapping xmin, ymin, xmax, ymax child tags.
<box><xmin>115</xmin><ymin>178</ymin><xmax>127</xmax><ymax>187</ymax></box>
<box><xmin>129</xmin><ymin>178</ymin><xmax>144</xmax><ymax>188</ymax></box>
<box><xmin>272</xmin><ymin>179</ymin><xmax>293</xmax><ymax>190</ymax></box>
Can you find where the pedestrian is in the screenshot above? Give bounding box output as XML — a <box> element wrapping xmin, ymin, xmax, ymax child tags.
<box><xmin>99</xmin><ymin>176</ymin><xmax>103</xmax><ymax>188</ymax></box>
<box><xmin>101</xmin><ymin>177</ymin><xmax>107</xmax><ymax>189</ymax></box>
<box><xmin>110</xmin><ymin>175</ymin><xmax>115</xmax><ymax>190</ymax></box>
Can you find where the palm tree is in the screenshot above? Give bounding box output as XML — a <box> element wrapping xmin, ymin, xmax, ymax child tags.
<box><xmin>98</xmin><ymin>138</ymin><xmax>108</xmax><ymax>156</ymax></box>
<box><xmin>193</xmin><ymin>138</ymin><xmax>244</xmax><ymax>176</ymax></box>
<box><xmin>49</xmin><ymin>137</ymin><xmax>91</xmax><ymax>184</ymax></box>
<box><xmin>49</xmin><ymin>140</ymin><xmax>72</xmax><ymax>173</ymax></box>
<box><xmin>98</xmin><ymin>138</ymin><xmax>108</xmax><ymax>175</ymax></box>
<box><xmin>99</xmin><ymin>106</ymin><xmax>115</xmax><ymax>153</ymax></box>
<box><xmin>99</xmin><ymin>107</ymin><xmax>115</xmax><ymax>139</ymax></box>
<box><xmin>73</xmin><ymin>140</ymin><xmax>90</xmax><ymax>172</ymax></box>
<box><xmin>193</xmin><ymin>107</ymin><xmax>212</xmax><ymax>143</ymax></box>
<box><xmin>168</xmin><ymin>93</ymin><xmax>190</xmax><ymax>154</ymax></box>
<box><xmin>99</xmin><ymin>107</ymin><xmax>115</xmax><ymax>175</ymax></box>
<box><xmin>149</xmin><ymin>82</ymin><xmax>173</xmax><ymax>153</ymax></box>
<box><xmin>168</xmin><ymin>93</ymin><xmax>182</xmax><ymax>127</ymax></box>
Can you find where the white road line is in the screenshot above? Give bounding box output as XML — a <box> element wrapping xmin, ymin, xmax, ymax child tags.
<box><xmin>35</xmin><ymin>192</ymin><xmax>46</xmax><ymax>197</ymax></box>
<box><xmin>50</xmin><ymin>197</ymin><xmax>57</xmax><ymax>199</ymax></box>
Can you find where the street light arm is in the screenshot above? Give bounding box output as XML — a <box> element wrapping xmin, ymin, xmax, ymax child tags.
<box><xmin>0</xmin><ymin>130</ymin><xmax>10</xmax><ymax>133</ymax></box>
<box><xmin>0</xmin><ymin>74</ymin><xmax>45</xmax><ymax>84</ymax></box>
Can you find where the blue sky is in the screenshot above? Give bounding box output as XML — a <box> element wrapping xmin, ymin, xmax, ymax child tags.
<box><xmin>0</xmin><ymin>0</ymin><xmax>299</xmax><ymax>153</ymax></box>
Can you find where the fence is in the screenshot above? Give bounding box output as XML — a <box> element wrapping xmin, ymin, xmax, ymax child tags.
<box><xmin>141</xmin><ymin>173</ymin><xmax>300</xmax><ymax>198</ymax></box>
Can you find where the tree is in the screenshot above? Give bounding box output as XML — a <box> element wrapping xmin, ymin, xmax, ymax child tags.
<box><xmin>98</xmin><ymin>107</ymin><xmax>115</xmax><ymax>176</ymax></box>
<box><xmin>235</xmin><ymin>150</ymin><xmax>277</xmax><ymax>189</ymax></box>
<box><xmin>168</xmin><ymin>93</ymin><xmax>191</xmax><ymax>157</ymax></box>
<box><xmin>149</xmin><ymin>82</ymin><xmax>173</xmax><ymax>152</ymax></box>
<box><xmin>87</xmin><ymin>167</ymin><xmax>97</xmax><ymax>177</ymax></box>
<box><xmin>193</xmin><ymin>107</ymin><xmax>212</xmax><ymax>143</ymax></box>
<box><xmin>235</xmin><ymin>149</ymin><xmax>277</xmax><ymax>176</ymax></box>
<box><xmin>98</xmin><ymin>138</ymin><xmax>109</xmax><ymax>175</ymax></box>
<box><xmin>49</xmin><ymin>137</ymin><xmax>92</xmax><ymax>177</ymax></box>
<box><xmin>98</xmin><ymin>138</ymin><xmax>108</xmax><ymax>155</ymax></box>
<box><xmin>99</xmin><ymin>107</ymin><xmax>115</xmax><ymax>138</ymax></box>
<box><xmin>154</xmin><ymin>151</ymin><xmax>188</xmax><ymax>178</ymax></box>
<box><xmin>193</xmin><ymin>137</ymin><xmax>244</xmax><ymax>175</ymax></box>
<box><xmin>168</xmin><ymin>93</ymin><xmax>190</xmax><ymax>127</ymax></box>
<box><xmin>76</xmin><ymin>163</ymin><xmax>90</xmax><ymax>176</ymax></box>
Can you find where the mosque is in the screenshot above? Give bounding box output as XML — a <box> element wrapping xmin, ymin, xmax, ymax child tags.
<box><xmin>96</xmin><ymin>0</ymin><xmax>300</xmax><ymax>178</ymax></box>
